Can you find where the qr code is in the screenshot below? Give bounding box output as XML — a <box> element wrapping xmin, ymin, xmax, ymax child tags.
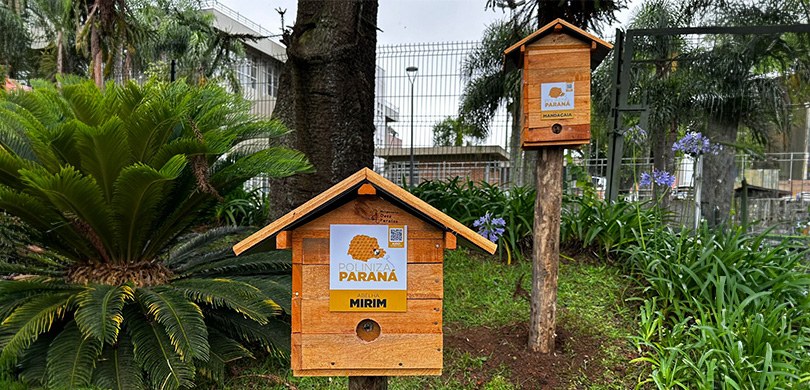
<box><xmin>566</xmin><ymin>82</ymin><xmax>574</xmax><ymax>91</ymax></box>
<box><xmin>389</xmin><ymin>228</ymin><xmax>404</xmax><ymax>243</ymax></box>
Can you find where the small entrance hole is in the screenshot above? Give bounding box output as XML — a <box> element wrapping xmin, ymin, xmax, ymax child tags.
<box><xmin>356</xmin><ymin>319</ymin><xmax>381</xmax><ymax>342</ymax></box>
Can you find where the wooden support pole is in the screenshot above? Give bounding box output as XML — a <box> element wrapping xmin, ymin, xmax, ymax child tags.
<box><xmin>349</xmin><ymin>376</ymin><xmax>388</xmax><ymax>390</ymax></box>
<box><xmin>529</xmin><ymin>147</ymin><xmax>563</xmax><ymax>353</ymax></box>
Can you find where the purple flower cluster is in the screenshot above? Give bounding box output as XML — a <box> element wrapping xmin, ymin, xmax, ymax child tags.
<box><xmin>639</xmin><ymin>169</ymin><xmax>676</xmax><ymax>188</ymax></box>
<box><xmin>473</xmin><ymin>212</ymin><xmax>506</xmax><ymax>243</ymax></box>
<box><xmin>672</xmin><ymin>132</ymin><xmax>722</xmax><ymax>156</ymax></box>
<box><xmin>624</xmin><ymin>125</ymin><xmax>648</xmax><ymax>145</ymax></box>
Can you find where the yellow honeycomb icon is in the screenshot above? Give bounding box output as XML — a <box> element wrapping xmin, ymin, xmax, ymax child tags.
<box><xmin>347</xmin><ymin>235</ymin><xmax>386</xmax><ymax>262</ymax></box>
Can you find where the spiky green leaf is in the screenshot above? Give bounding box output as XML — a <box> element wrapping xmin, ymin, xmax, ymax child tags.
<box><xmin>0</xmin><ymin>291</ymin><xmax>76</xmax><ymax>368</ymax></box>
<box><xmin>75</xmin><ymin>284</ymin><xmax>134</xmax><ymax>344</ymax></box>
<box><xmin>128</xmin><ymin>309</ymin><xmax>194</xmax><ymax>390</ymax></box>
<box><xmin>46</xmin><ymin>321</ymin><xmax>102</xmax><ymax>389</ymax></box>
<box><xmin>171</xmin><ymin>278</ymin><xmax>275</xmax><ymax>323</ymax></box>
<box><xmin>136</xmin><ymin>286</ymin><xmax>209</xmax><ymax>362</ymax></box>
<box><xmin>93</xmin><ymin>332</ymin><xmax>145</xmax><ymax>390</ymax></box>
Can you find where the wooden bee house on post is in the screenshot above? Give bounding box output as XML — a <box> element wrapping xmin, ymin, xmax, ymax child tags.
<box><xmin>504</xmin><ymin>18</ymin><xmax>613</xmax><ymax>149</ymax></box>
<box><xmin>233</xmin><ymin>168</ymin><xmax>496</xmax><ymax>378</ymax></box>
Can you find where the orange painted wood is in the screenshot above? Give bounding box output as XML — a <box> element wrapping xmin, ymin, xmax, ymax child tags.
<box><xmin>302</xmin><ymin>197</ymin><xmax>435</xmax><ymax>231</ymax></box>
<box><xmin>444</xmin><ymin>232</ymin><xmax>457</xmax><ymax>250</ymax></box>
<box><xmin>291</xmin><ymin>333</ymin><xmax>302</xmax><ymax>371</ymax></box>
<box><xmin>357</xmin><ymin>183</ymin><xmax>376</xmax><ymax>196</ymax></box>
<box><xmin>300</xmin><ymin>264</ymin><xmax>443</xmax><ymax>300</ymax></box>
<box><xmin>522</xmin><ymin>124</ymin><xmax>592</xmax><ymax>148</ymax></box>
<box><xmin>293</xmin><ymin>368</ymin><xmax>442</xmax><ymax>377</ymax></box>
<box><xmin>298</xmin><ymin>298</ymin><xmax>442</xmax><ymax>334</ymax></box>
<box><xmin>233</xmin><ymin>168</ymin><xmax>496</xmax><ymax>256</ymax></box>
<box><xmin>294</xmin><ymin>229</ymin><xmax>442</xmax><ymax>240</ymax></box>
<box><xmin>298</xmin><ymin>333</ymin><xmax>442</xmax><ymax>370</ymax></box>
<box><xmin>291</xmin><ymin>296</ymin><xmax>302</xmax><ymax>333</ymax></box>
<box><xmin>522</xmin><ymin>51</ymin><xmax>590</xmax><ymax>71</ymax></box>
<box><xmin>276</xmin><ymin>231</ymin><xmax>292</xmax><ymax>250</ymax></box>
<box><xmin>504</xmin><ymin>18</ymin><xmax>612</xmax><ymax>58</ymax></box>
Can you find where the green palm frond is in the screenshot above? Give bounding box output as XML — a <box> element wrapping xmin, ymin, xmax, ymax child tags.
<box><xmin>93</xmin><ymin>333</ymin><xmax>145</xmax><ymax>390</ymax></box>
<box><xmin>74</xmin><ymin>117</ymin><xmax>133</xmax><ymax>201</ymax></box>
<box><xmin>136</xmin><ymin>286</ymin><xmax>209</xmax><ymax>362</ymax></box>
<box><xmin>164</xmin><ymin>226</ymin><xmax>249</xmax><ymax>267</ymax></box>
<box><xmin>147</xmin><ymin>137</ymin><xmax>207</xmax><ymax>171</ymax></box>
<box><xmin>128</xmin><ymin>309</ymin><xmax>194</xmax><ymax>390</ymax></box>
<box><xmin>0</xmin><ymin>291</ymin><xmax>76</xmax><ymax>368</ymax></box>
<box><xmin>45</xmin><ymin>321</ymin><xmax>102</xmax><ymax>389</ymax></box>
<box><xmin>60</xmin><ymin>82</ymin><xmax>105</xmax><ymax>127</ymax></box>
<box><xmin>211</xmin><ymin>147</ymin><xmax>313</xmax><ymax>191</ymax></box>
<box><xmin>0</xmin><ymin>104</ymin><xmax>39</xmax><ymax>161</ymax></box>
<box><xmin>17</xmin><ymin>331</ymin><xmax>54</xmax><ymax>387</ymax></box>
<box><xmin>230</xmin><ymin>276</ymin><xmax>291</xmax><ymax>314</ymax></box>
<box><xmin>176</xmin><ymin>250</ymin><xmax>291</xmax><ymax>278</ymax></box>
<box><xmin>205</xmin><ymin>311</ymin><xmax>290</xmax><ymax>355</ymax></box>
<box><xmin>171</xmin><ymin>278</ymin><xmax>276</xmax><ymax>323</ymax></box>
<box><xmin>112</xmin><ymin>156</ymin><xmax>187</xmax><ymax>261</ymax></box>
<box><xmin>196</xmin><ymin>329</ymin><xmax>252</xmax><ymax>385</ymax></box>
<box><xmin>19</xmin><ymin>166</ymin><xmax>114</xmax><ymax>258</ymax></box>
<box><xmin>74</xmin><ymin>284</ymin><xmax>134</xmax><ymax>345</ymax></box>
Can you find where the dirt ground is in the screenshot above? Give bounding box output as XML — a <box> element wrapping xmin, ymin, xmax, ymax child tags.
<box><xmin>444</xmin><ymin>320</ymin><xmax>613</xmax><ymax>389</ymax></box>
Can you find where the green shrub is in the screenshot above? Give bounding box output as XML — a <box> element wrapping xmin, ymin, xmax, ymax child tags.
<box><xmin>561</xmin><ymin>195</ymin><xmax>667</xmax><ymax>260</ymax></box>
<box><xmin>0</xmin><ymin>78</ymin><xmax>311</xmax><ymax>388</ymax></box>
<box><xmin>213</xmin><ymin>187</ymin><xmax>271</xmax><ymax>227</ymax></box>
<box><xmin>627</xmin><ymin>227</ymin><xmax>810</xmax><ymax>387</ymax></box>
<box><xmin>409</xmin><ymin>178</ymin><xmax>534</xmax><ymax>261</ymax></box>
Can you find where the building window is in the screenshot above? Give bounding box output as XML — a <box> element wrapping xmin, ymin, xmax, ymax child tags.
<box><xmin>238</xmin><ymin>56</ymin><xmax>257</xmax><ymax>98</ymax></box>
<box><xmin>264</xmin><ymin>60</ymin><xmax>280</xmax><ymax>97</ymax></box>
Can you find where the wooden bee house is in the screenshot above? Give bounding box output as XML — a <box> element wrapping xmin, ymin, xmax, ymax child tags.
<box><xmin>504</xmin><ymin>18</ymin><xmax>613</xmax><ymax>149</ymax></box>
<box><xmin>233</xmin><ymin>168</ymin><xmax>496</xmax><ymax>377</ymax></box>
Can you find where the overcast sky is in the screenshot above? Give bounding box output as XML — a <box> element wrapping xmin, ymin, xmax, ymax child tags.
<box><xmin>218</xmin><ymin>0</ymin><xmax>641</xmax><ymax>45</ymax></box>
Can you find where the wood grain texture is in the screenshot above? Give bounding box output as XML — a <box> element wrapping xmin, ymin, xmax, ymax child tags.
<box><xmin>300</xmin><ymin>264</ymin><xmax>443</xmax><ymax>299</ymax></box>
<box><xmin>302</xmin><ymin>197</ymin><xmax>435</xmax><ymax>231</ymax></box>
<box><xmin>297</xmin><ymin>298</ymin><xmax>442</xmax><ymax>334</ymax></box>
<box><xmin>298</xmin><ymin>333</ymin><xmax>442</xmax><ymax>369</ymax></box>
<box><xmin>276</xmin><ymin>231</ymin><xmax>292</xmax><ymax>250</ymax></box>
<box><xmin>529</xmin><ymin>147</ymin><xmax>563</xmax><ymax>353</ymax></box>
<box><xmin>504</xmin><ymin>17</ymin><xmax>612</xmax><ymax>56</ymax></box>
<box><xmin>444</xmin><ymin>232</ymin><xmax>457</xmax><ymax>250</ymax></box>
<box><xmin>294</xmin><ymin>368</ymin><xmax>441</xmax><ymax>377</ymax></box>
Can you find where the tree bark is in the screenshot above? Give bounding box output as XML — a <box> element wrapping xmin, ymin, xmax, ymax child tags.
<box><xmin>349</xmin><ymin>376</ymin><xmax>387</xmax><ymax>390</ymax></box>
<box><xmin>56</xmin><ymin>30</ymin><xmax>64</xmax><ymax>76</ymax></box>
<box><xmin>91</xmin><ymin>22</ymin><xmax>103</xmax><ymax>88</ymax></box>
<box><xmin>269</xmin><ymin>0</ymin><xmax>379</xmax><ymax>220</ymax></box>
<box><xmin>529</xmin><ymin>147</ymin><xmax>562</xmax><ymax>353</ymax></box>
<box><xmin>702</xmin><ymin>113</ymin><xmax>738</xmax><ymax>226</ymax></box>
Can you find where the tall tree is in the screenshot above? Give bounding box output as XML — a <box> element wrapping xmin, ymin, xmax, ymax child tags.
<box><xmin>432</xmin><ymin>115</ymin><xmax>487</xmax><ymax>146</ymax></box>
<box><xmin>0</xmin><ymin>1</ymin><xmax>32</xmax><ymax>78</ymax></box>
<box><xmin>269</xmin><ymin>0</ymin><xmax>379</xmax><ymax>219</ymax></box>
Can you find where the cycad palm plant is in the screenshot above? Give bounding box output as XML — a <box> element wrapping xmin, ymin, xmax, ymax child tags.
<box><xmin>0</xmin><ymin>77</ymin><xmax>312</xmax><ymax>389</ymax></box>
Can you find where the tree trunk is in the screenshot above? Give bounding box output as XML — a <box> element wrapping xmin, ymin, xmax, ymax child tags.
<box><xmin>349</xmin><ymin>377</ymin><xmax>387</xmax><ymax>390</ymax></box>
<box><xmin>702</xmin><ymin>113</ymin><xmax>738</xmax><ymax>226</ymax></box>
<box><xmin>269</xmin><ymin>0</ymin><xmax>379</xmax><ymax>220</ymax></box>
<box><xmin>529</xmin><ymin>147</ymin><xmax>562</xmax><ymax>353</ymax></box>
<box><xmin>56</xmin><ymin>30</ymin><xmax>64</xmax><ymax>76</ymax></box>
<box><xmin>91</xmin><ymin>24</ymin><xmax>103</xmax><ymax>88</ymax></box>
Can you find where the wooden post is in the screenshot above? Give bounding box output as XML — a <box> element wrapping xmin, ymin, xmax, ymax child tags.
<box><xmin>349</xmin><ymin>376</ymin><xmax>388</xmax><ymax>390</ymax></box>
<box><xmin>529</xmin><ymin>147</ymin><xmax>563</xmax><ymax>353</ymax></box>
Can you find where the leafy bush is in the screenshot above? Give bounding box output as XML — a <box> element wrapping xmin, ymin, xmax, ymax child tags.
<box><xmin>409</xmin><ymin>178</ymin><xmax>534</xmax><ymax>261</ymax></box>
<box><xmin>0</xmin><ymin>78</ymin><xmax>311</xmax><ymax>388</ymax></box>
<box><xmin>561</xmin><ymin>195</ymin><xmax>667</xmax><ymax>260</ymax></box>
<box><xmin>213</xmin><ymin>187</ymin><xmax>271</xmax><ymax>227</ymax></box>
<box><xmin>627</xmin><ymin>227</ymin><xmax>810</xmax><ymax>387</ymax></box>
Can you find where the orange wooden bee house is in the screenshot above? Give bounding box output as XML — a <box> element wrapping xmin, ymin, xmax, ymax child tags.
<box><xmin>504</xmin><ymin>18</ymin><xmax>613</xmax><ymax>149</ymax></box>
<box><xmin>233</xmin><ymin>168</ymin><xmax>496</xmax><ymax>377</ymax></box>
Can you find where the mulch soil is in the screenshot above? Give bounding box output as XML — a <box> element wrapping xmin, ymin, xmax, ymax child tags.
<box><xmin>443</xmin><ymin>320</ymin><xmax>608</xmax><ymax>389</ymax></box>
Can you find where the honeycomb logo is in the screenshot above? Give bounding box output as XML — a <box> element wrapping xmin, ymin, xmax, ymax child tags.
<box><xmin>548</xmin><ymin>86</ymin><xmax>565</xmax><ymax>98</ymax></box>
<box><xmin>347</xmin><ymin>235</ymin><xmax>386</xmax><ymax>262</ymax></box>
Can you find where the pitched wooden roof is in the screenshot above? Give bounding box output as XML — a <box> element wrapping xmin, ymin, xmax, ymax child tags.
<box><xmin>233</xmin><ymin>168</ymin><xmax>497</xmax><ymax>255</ymax></box>
<box><xmin>504</xmin><ymin>18</ymin><xmax>613</xmax><ymax>70</ymax></box>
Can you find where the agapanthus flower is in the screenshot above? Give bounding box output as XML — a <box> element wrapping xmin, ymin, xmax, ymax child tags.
<box><xmin>624</xmin><ymin>125</ymin><xmax>648</xmax><ymax>145</ymax></box>
<box><xmin>639</xmin><ymin>169</ymin><xmax>676</xmax><ymax>188</ymax></box>
<box><xmin>474</xmin><ymin>212</ymin><xmax>506</xmax><ymax>243</ymax></box>
<box><xmin>672</xmin><ymin>132</ymin><xmax>721</xmax><ymax>156</ymax></box>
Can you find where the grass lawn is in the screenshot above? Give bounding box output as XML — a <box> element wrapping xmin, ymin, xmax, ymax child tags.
<box><xmin>223</xmin><ymin>249</ymin><xmax>641</xmax><ymax>389</ymax></box>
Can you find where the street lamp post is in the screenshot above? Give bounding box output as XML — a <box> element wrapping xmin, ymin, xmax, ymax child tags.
<box><xmin>406</xmin><ymin>66</ymin><xmax>418</xmax><ymax>187</ymax></box>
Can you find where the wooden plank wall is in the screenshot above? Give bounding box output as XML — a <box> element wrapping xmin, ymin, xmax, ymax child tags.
<box><xmin>291</xmin><ymin>196</ymin><xmax>444</xmax><ymax>377</ymax></box>
<box><xmin>522</xmin><ymin>33</ymin><xmax>592</xmax><ymax>147</ymax></box>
